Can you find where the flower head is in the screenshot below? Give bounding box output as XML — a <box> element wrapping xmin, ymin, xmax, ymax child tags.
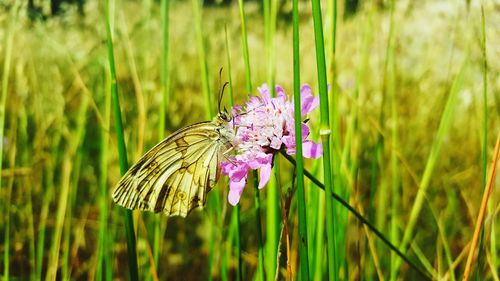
<box><xmin>222</xmin><ymin>84</ymin><xmax>322</xmax><ymax>205</ymax></box>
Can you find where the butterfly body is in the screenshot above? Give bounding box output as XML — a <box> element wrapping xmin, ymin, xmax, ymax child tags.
<box><xmin>112</xmin><ymin>113</ymin><xmax>234</xmax><ymax>217</ymax></box>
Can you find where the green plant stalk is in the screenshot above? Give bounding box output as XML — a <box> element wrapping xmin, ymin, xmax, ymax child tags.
<box><xmin>239</xmin><ymin>1</ymin><xmax>266</xmax><ymax>279</ymax></box>
<box><xmin>224</xmin><ymin>24</ymin><xmax>239</xmax><ymax>281</ymax></box>
<box><xmin>19</xmin><ymin>103</ymin><xmax>36</xmax><ymax>281</ymax></box>
<box><xmin>292</xmin><ymin>0</ymin><xmax>310</xmax><ymax>279</ymax></box>
<box><xmin>396</xmin><ymin>57</ymin><xmax>467</xmax><ymax>275</ymax></box>
<box><xmin>264</xmin><ymin>0</ymin><xmax>277</xmax><ymax>88</ymax></box>
<box><xmin>253</xmin><ymin>171</ymin><xmax>266</xmax><ymax>281</ymax></box>
<box><xmin>62</xmin><ymin>116</ymin><xmax>86</xmax><ymax>281</ymax></box>
<box><xmin>0</xmin><ymin>3</ymin><xmax>19</xmax><ymax>279</ymax></box>
<box><xmin>3</xmin><ymin>114</ymin><xmax>18</xmax><ymax>281</ymax></box>
<box><xmin>310</xmin><ymin>0</ymin><xmax>337</xmax><ymax>279</ymax></box>
<box><xmin>428</xmin><ymin>204</ymin><xmax>455</xmax><ymax>281</ymax></box>
<box><xmin>0</xmin><ymin>0</ymin><xmax>19</xmax><ymax>205</ymax></box>
<box><xmin>153</xmin><ymin>0</ymin><xmax>171</xmax><ymax>275</ymax></box>
<box><xmin>385</xmin><ymin>1</ymin><xmax>400</xmax><ymax>279</ymax></box>
<box><xmin>238</xmin><ymin>0</ymin><xmax>252</xmax><ymax>92</ymax></box>
<box><xmin>97</xmin><ymin>65</ymin><xmax>113</xmax><ymax>281</ymax></box>
<box><xmin>478</xmin><ymin>5</ymin><xmax>490</xmax><ymax>278</ymax></box>
<box><xmin>480</xmin><ymin>6</ymin><xmax>497</xmax><ymax>271</ymax></box>
<box><xmin>46</xmin><ymin>91</ymin><xmax>89</xmax><ymax>281</ymax></box>
<box><xmin>234</xmin><ymin>1</ymin><xmax>251</xmax><ymax>273</ymax></box>
<box><xmin>313</xmin><ymin>192</ymin><xmax>326</xmax><ymax>281</ymax></box>
<box><xmin>263</xmin><ymin>0</ymin><xmax>280</xmax><ymax>279</ymax></box>
<box><xmin>36</xmin><ymin>126</ymin><xmax>62</xmax><ymax>280</ymax></box>
<box><xmin>235</xmin><ymin>204</ymin><xmax>242</xmax><ymax>280</ymax></box>
<box><xmin>192</xmin><ymin>0</ymin><xmax>213</xmax><ymax>119</ymax></box>
<box><xmin>281</xmin><ymin>152</ymin><xmax>432</xmax><ymax>280</ymax></box>
<box><xmin>191</xmin><ymin>2</ymin><xmax>220</xmax><ymax>277</ymax></box>
<box><xmin>105</xmin><ymin>0</ymin><xmax>139</xmax><ymax>279</ymax></box>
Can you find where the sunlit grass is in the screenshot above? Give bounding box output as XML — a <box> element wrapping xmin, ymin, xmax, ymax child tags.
<box><xmin>1</xmin><ymin>0</ymin><xmax>498</xmax><ymax>280</ymax></box>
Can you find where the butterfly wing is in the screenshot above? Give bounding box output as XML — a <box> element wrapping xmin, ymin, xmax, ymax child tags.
<box><xmin>112</xmin><ymin>121</ymin><xmax>231</xmax><ymax>217</ymax></box>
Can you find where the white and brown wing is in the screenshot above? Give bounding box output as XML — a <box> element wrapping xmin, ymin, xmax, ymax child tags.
<box><xmin>112</xmin><ymin>121</ymin><xmax>232</xmax><ymax>217</ymax></box>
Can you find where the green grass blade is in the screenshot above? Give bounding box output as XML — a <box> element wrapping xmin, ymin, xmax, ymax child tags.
<box><xmin>263</xmin><ymin>0</ymin><xmax>280</xmax><ymax>279</ymax></box>
<box><xmin>253</xmin><ymin>171</ymin><xmax>266</xmax><ymax>281</ymax></box>
<box><xmin>0</xmin><ymin>0</ymin><xmax>19</xmax><ymax>204</ymax></box>
<box><xmin>238</xmin><ymin>0</ymin><xmax>252</xmax><ymax>91</ymax></box>
<box><xmin>235</xmin><ymin>1</ymin><xmax>253</xmax><ymax>275</ymax></box>
<box><xmin>397</xmin><ymin>56</ymin><xmax>467</xmax><ymax>276</ymax></box>
<box><xmin>292</xmin><ymin>0</ymin><xmax>310</xmax><ymax>279</ymax></box>
<box><xmin>152</xmin><ymin>0</ymin><xmax>171</xmax><ymax>277</ymax></box>
<box><xmin>0</xmin><ymin>3</ymin><xmax>19</xmax><ymax>278</ymax></box>
<box><xmin>192</xmin><ymin>0</ymin><xmax>213</xmax><ymax>119</ymax></box>
<box><xmin>310</xmin><ymin>0</ymin><xmax>337</xmax><ymax>279</ymax></box>
<box><xmin>224</xmin><ymin>24</ymin><xmax>240</xmax><ymax>281</ymax></box>
<box><xmin>97</xmin><ymin>64</ymin><xmax>113</xmax><ymax>281</ymax></box>
<box><xmin>105</xmin><ymin>0</ymin><xmax>139</xmax><ymax>279</ymax></box>
<box><xmin>384</xmin><ymin>1</ymin><xmax>400</xmax><ymax>280</ymax></box>
<box><xmin>281</xmin><ymin>152</ymin><xmax>432</xmax><ymax>280</ymax></box>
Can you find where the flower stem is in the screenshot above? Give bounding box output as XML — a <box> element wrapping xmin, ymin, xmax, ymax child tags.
<box><xmin>225</xmin><ymin>24</ymin><xmax>239</xmax><ymax>281</ymax></box>
<box><xmin>105</xmin><ymin>0</ymin><xmax>139</xmax><ymax>279</ymax></box>
<box><xmin>253</xmin><ymin>171</ymin><xmax>265</xmax><ymax>281</ymax></box>
<box><xmin>292</xmin><ymin>0</ymin><xmax>310</xmax><ymax>279</ymax></box>
<box><xmin>310</xmin><ymin>0</ymin><xmax>337</xmax><ymax>279</ymax></box>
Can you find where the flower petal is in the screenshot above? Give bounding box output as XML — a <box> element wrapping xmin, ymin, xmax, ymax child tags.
<box><xmin>301</xmin><ymin>123</ymin><xmax>310</xmax><ymax>139</ymax></box>
<box><xmin>258</xmin><ymin>84</ymin><xmax>271</xmax><ymax>103</ymax></box>
<box><xmin>258</xmin><ymin>162</ymin><xmax>272</xmax><ymax>189</ymax></box>
<box><xmin>228</xmin><ymin>177</ymin><xmax>247</xmax><ymax>205</ymax></box>
<box><xmin>303</xmin><ymin>140</ymin><xmax>323</xmax><ymax>158</ymax></box>
<box><xmin>300</xmin><ymin>85</ymin><xmax>320</xmax><ymax>116</ymax></box>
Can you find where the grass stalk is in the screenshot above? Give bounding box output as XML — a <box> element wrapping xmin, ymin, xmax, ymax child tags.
<box><xmin>191</xmin><ymin>2</ymin><xmax>222</xmax><ymax>280</ymax></box>
<box><xmin>478</xmin><ymin>5</ymin><xmax>490</xmax><ymax>279</ymax></box>
<box><xmin>152</xmin><ymin>0</ymin><xmax>171</xmax><ymax>276</ymax></box>
<box><xmin>0</xmin><ymin>0</ymin><xmax>19</xmax><ymax>203</ymax></box>
<box><xmin>292</xmin><ymin>0</ymin><xmax>310</xmax><ymax>279</ymax></box>
<box><xmin>263</xmin><ymin>0</ymin><xmax>280</xmax><ymax>279</ymax></box>
<box><xmin>384</xmin><ymin>1</ymin><xmax>400</xmax><ymax>279</ymax></box>
<box><xmin>0</xmin><ymin>3</ymin><xmax>19</xmax><ymax>279</ymax></box>
<box><xmin>253</xmin><ymin>171</ymin><xmax>266</xmax><ymax>281</ymax></box>
<box><xmin>3</xmin><ymin>112</ymin><xmax>19</xmax><ymax>281</ymax></box>
<box><xmin>45</xmin><ymin>88</ymin><xmax>89</xmax><ymax>281</ymax></box>
<box><xmin>396</xmin><ymin>55</ymin><xmax>467</xmax><ymax>274</ymax></box>
<box><xmin>36</xmin><ymin>126</ymin><xmax>62</xmax><ymax>280</ymax></box>
<box><xmin>105</xmin><ymin>0</ymin><xmax>139</xmax><ymax>279</ymax></box>
<box><xmin>61</xmin><ymin>94</ymin><xmax>88</xmax><ymax>280</ymax></box>
<box><xmin>462</xmin><ymin>133</ymin><xmax>499</xmax><ymax>281</ymax></box>
<box><xmin>97</xmin><ymin>65</ymin><xmax>113</xmax><ymax>281</ymax></box>
<box><xmin>192</xmin><ymin>0</ymin><xmax>213</xmax><ymax>119</ymax></box>
<box><xmin>281</xmin><ymin>152</ymin><xmax>432</xmax><ymax>280</ymax></box>
<box><xmin>310</xmin><ymin>0</ymin><xmax>337</xmax><ymax>279</ymax></box>
<box><xmin>238</xmin><ymin>0</ymin><xmax>252</xmax><ymax>91</ymax></box>
<box><xmin>224</xmin><ymin>24</ymin><xmax>241</xmax><ymax>281</ymax></box>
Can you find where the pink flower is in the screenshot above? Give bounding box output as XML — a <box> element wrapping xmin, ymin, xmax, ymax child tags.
<box><xmin>222</xmin><ymin>84</ymin><xmax>322</xmax><ymax>205</ymax></box>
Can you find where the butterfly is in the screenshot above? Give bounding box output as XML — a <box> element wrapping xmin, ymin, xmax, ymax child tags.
<box><xmin>112</xmin><ymin>84</ymin><xmax>235</xmax><ymax>217</ymax></box>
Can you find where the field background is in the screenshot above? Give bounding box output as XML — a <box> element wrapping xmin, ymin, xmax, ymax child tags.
<box><xmin>0</xmin><ymin>0</ymin><xmax>499</xmax><ymax>280</ymax></box>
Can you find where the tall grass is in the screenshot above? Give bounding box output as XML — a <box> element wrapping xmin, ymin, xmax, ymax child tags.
<box><xmin>0</xmin><ymin>3</ymin><xmax>19</xmax><ymax>279</ymax></box>
<box><xmin>263</xmin><ymin>1</ymin><xmax>280</xmax><ymax>280</ymax></box>
<box><xmin>97</xmin><ymin>64</ymin><xmax>113</xmax><ymax>281</ymax></box>
<box><xmin>310</xmin><ymin>0</ymin><xmax>337</xmax><ymax>279</ymax></box>
<box><xmin>292</xmin><ymin>0</ymin><xmax>310</xmax><ymax>279</ymax></box>
<box><xmin>395</xmin><ymin>50</ymin><xmax>468</xmax><ymax>276</ymax></box>
<box><xmin>105</xmin><ymin>0</ymin><xmax>139</xmax><ymax>279</ymax></box>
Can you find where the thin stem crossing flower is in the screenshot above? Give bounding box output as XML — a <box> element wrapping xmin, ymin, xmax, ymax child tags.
<box><xmin>222</xmin><ymin>84</ymin><xmax>322</xmax><ymax>205</ymax></box>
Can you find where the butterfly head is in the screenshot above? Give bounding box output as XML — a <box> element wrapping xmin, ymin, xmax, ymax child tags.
<box><xmin>217</xmin><ymin>107</ymin><xmax>232</xmax><ymax>122</ymax></box>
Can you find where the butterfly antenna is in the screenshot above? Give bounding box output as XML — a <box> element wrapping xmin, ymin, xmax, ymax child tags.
<box><xmin>218</xmin><ymin>67</ymin><xmax>224</xmax><ymax>113</ymax></box>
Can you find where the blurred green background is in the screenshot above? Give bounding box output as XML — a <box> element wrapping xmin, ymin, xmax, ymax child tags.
<box><xmin>0</xmin><ymin>0</ymin><xmax>498</xmax><ymax>280</ymax></box>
